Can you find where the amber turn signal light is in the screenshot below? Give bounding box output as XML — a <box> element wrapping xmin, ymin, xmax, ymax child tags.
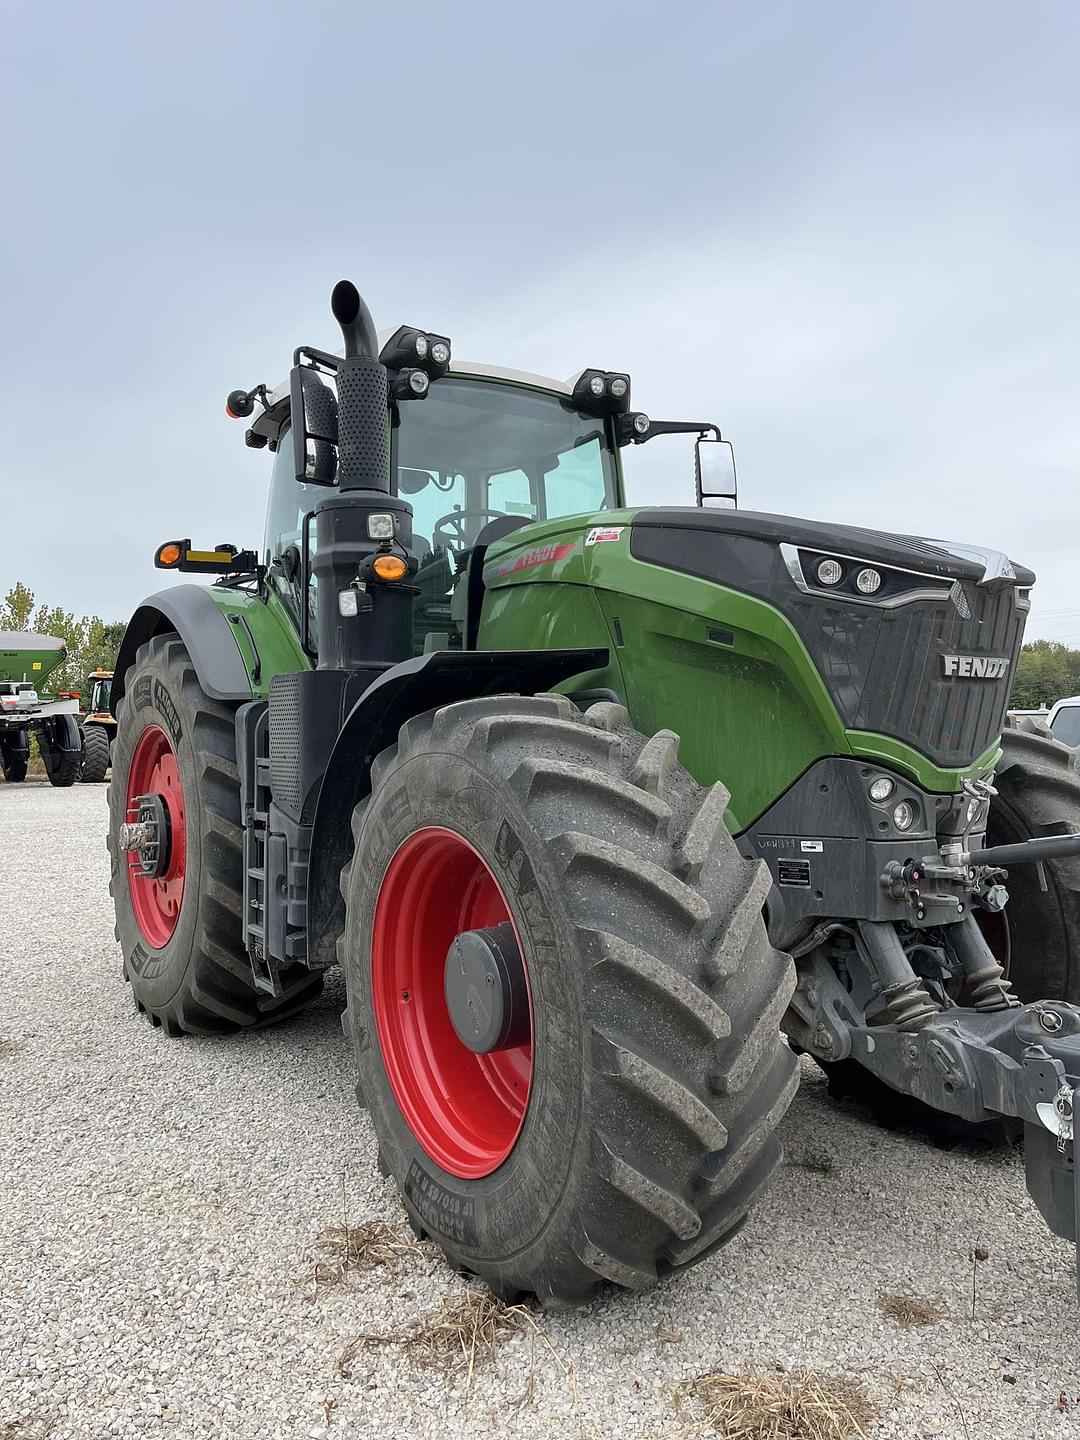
<box><xmin>156</xmin><ymin>541</ymin><xmax>183</xmax><ymax>567</ymax></box>
<box><xmin>372</xmin><ymin>554</ymin><xmax>408</xmax><ymax>582</ymax></box>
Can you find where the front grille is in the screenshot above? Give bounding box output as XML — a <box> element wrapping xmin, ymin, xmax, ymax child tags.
<box><xmin>789</xmin><ymin>583</ymin><xmax>1025</xmax><ymax>767</ymax></box>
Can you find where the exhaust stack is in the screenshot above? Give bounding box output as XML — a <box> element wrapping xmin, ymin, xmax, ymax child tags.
<box><xmin>330</xmin><ymin>280</ymin><xmax>389</xmax><ymax>493</ymax></box>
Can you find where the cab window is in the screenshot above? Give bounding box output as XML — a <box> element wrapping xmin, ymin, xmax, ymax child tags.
<box><xmin>393</xmin><ymin>377</ymin><xmax>618</xmax><ymax>652</ymax></box>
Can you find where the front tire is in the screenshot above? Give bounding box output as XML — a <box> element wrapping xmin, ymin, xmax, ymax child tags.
<box><xmin>80</xmin><ymin>725</ymin><xmax>111</xmax><ymax>782</ymax></box>
<box><xmin>108</xmin><ymin>632</ymin><xmax>322</xmax><ymax>1034</ymax></box>
<box><xmin>340</xmin><ymin>693</ymin><xmax>798</xmax><ymax>1307</ymax></box>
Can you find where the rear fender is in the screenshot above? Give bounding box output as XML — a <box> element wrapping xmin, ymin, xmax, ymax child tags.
<box><xmin>306</xmin><ymin>647</ymin><xmax>607</xmax><ymax>970</ymax></box>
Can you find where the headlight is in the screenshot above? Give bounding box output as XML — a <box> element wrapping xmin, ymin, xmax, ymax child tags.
<box><xmin>893</xmin><ymin>801</ymin><xmax>915</xmax><ymax>831</ymax></box>
<box><xmin>855</xmin><ymin>567</ymin><xmax>882</xmax><ymax>594</ymax></box>
<box><xmin>816</xmin><ymin>558</ymin><xmax>844</xmax><ymax>586</ymax></box>
<box><xmin>869</xmin><ymin>777</ymin><xmax>895</xmax><ymax>803</ymax></box>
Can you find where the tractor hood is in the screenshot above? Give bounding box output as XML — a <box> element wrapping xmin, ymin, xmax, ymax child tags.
<box><xmin>627</xmin><ymin>507</ymin><xmax>1033</xmax><ymax>771</ymax></box>
<box><xmin>628</xmin><ymin>507</ymin><xmax>1035</xmax><ymax>590</ymax></box>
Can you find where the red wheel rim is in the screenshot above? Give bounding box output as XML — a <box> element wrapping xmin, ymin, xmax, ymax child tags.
<box><xmin>371</xmin><ymin>827</ymin><xmax>534</xmax><ymax>1179</ymax></box>
<box><xmin>125</xmin><ymin>725</ymin><xmax>186</xmax><ymax>948</ymax></box>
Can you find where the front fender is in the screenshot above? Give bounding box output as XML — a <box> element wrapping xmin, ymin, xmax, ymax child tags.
<box><xmin>306</xmin><ymin>646</ymin><xmax>607</xmax><ymax>971</ymax></box>
<box><xmin>111</xmin><ymin>585</ymin><xmax>253</xmax><ymax>712</ymax></box>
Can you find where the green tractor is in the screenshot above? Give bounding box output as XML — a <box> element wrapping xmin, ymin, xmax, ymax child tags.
<box><xmin>0</xmin><ymin>632</ymin><xmax>83</xmax><ymax>786</ymax></box>
<box><xmin>107</xmin><ymin>281</ymin><xmax>1080</xmax><ymax>1306</ymax></box>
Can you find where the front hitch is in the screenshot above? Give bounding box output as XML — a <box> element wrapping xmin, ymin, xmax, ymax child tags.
<box><xmin>847</xmin><ymin>1000</ymin><xmax>1080</xmax><ymax>1290</ymax></box>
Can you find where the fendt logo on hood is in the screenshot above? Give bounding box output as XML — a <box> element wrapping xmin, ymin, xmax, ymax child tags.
<box><xmin>941</xmin><ymin>654</ymin><xmax>1010</xmax><ymax>680</ymax></box>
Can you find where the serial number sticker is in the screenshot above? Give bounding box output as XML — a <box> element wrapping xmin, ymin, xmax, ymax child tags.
<box><xmin>800</xmin><ymin>840</ymin><xmax>823</xmax><ymax>853</ymax></box>
<box><xmin>778</xmin><ymin>859</ymin><xmax>812</xmax><ymax>888</ymax></box>
<box><xmin>585</xmin><ymin>526</ymin><xmax>625</xmax><ymax>546</ymax></box>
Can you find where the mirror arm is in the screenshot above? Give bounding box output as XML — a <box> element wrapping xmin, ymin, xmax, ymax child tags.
<box><xmin>616</xmin><ymin>417</ymin><xmax>720</xmax><ymax>443</ymax></box>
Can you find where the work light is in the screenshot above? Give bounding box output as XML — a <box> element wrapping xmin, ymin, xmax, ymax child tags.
<box><xmin>380</xmin><ymin>326</ymin><xmax>452</xmax><ymax>378</ymax></box>
<box><xmin>816</xmin><ymin>559</ymin><xmax>843</xmax><ymax>586</ymax></box>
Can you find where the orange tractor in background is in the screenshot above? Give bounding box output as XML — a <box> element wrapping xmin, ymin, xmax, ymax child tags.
<box><xmin>79</xmin><ymin>669</ymin><xmax>114</xmax><ymax>782</ymax></box>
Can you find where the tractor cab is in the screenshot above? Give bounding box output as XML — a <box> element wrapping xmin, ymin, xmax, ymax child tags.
<box><xmin>86</xmin><ymin>670</ymin><xmax>113</xmax><ymax>719</ymax></box>
<box><xmin>256</xmin><ymin>348</ymin><xmax>735</xmax><ymax>657</ymax></box>
<box><xmin>261</xmin><ymin>365</ymin><xmax>624</xmax><ymax>654</ymax></box>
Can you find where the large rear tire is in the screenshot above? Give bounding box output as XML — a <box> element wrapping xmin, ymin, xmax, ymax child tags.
<box><xmin>340</xmin><ymin>693</ymin><xmax>798</xmax><ymax>1307</ymax></box>
<box><xmin>39</xmin><ymin>716</ymin><xmax>81</xmax><ymax>787</ymax></box>
<box><xmin>80</xmin><ymin>724</ymin><xmax>111</xmax><ymax>783</ymax></box>
<box><xmin>108</xmin><ymin>632</ymin><xmax>322</xmax><ymax>1034</ymax></box>
<box><xmin>987</xmin><ymin>727</ymin><xmax>1080</xmax><ymax>1004</ymax></box>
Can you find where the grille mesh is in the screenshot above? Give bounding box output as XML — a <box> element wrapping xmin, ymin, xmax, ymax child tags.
<box><xmin>791</xmin><ymin>584</ymin><xmax>1024</xmax><ymax>766</ymax></box>
<box><xmin>269</xmin><ymin>674</ymin><xmax>303</xmax><ymax>815</ymax></box>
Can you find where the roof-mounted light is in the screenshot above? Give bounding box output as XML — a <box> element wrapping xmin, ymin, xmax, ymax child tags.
<box><xmin>571</xmin><ymin>369</ymin><xmax>632</xmax><ymax>417</ymax></box>
<box><xmin>390</xmin><ymin>368</ymin><xmax>430</xmax><ymax>400</ymax></box>
<box><xmin>616</xmin><ymin>412</ymin><xmax>651</xmax><ymax>444</ymax></box>
<box><xmin>380</xmin><ymin>326</ymin><xmax>452</xmax><ymax>380</ymax></box>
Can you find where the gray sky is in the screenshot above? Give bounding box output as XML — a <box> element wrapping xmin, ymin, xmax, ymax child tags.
<box><xmin>2</xmin><ymin>1</ymin><xmax>1077</xmax><ymax>642</ymax></box>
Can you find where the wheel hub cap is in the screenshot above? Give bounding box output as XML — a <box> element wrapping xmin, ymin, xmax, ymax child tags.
<box><xmin>120</xmin><ymin>792</ymin><xmax>171</xmax><ymax>877</ymax></box>
<box><xmin>444</xmin><ymin>922</ymin><xmax>530</xmax><ymax>1055</ymax></box>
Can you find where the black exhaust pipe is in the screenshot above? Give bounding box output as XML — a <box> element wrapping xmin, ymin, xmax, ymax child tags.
<box><xmin>330</xmin><ymin>279</ymin><xmax>389</xmax><ymax>492</ymax></box>
<box><xmin>310</xmin><ymin>280</ymin><xmax>414</xmax><ymax>672</ymax></box>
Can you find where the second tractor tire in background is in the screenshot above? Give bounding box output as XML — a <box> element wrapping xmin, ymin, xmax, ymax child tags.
<box><xmin>80</xmin><ymin>725</ymin><xmax>111</xmax><ymax>783</ymax></box>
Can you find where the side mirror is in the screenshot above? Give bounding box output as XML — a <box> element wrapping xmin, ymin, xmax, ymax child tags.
<box><xmin>695</xmin><ymin>437</ymin><xmax>738</xmax><ymax>509</ymax></box>
<box><xmin>290</xmin><ymin>365</ymin><xmax>339</xmax><ymax>485</ymax></box>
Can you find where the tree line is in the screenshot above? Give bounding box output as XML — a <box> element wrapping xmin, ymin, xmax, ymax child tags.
<box><xmin>1009</xmin><ymin>639</ymin><xmax>1080</xmax><ymax>711</ymax></box>
<box><xmin>1</xmin><ymin>580</ymin><xmax>125</xmax><ymax>697</ymax></box>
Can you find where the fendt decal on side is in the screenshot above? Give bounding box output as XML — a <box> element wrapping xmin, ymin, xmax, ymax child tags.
<box><xmin>105</xmin><ymin>277</ymin><xmax>1080</xmax><ymax>1311</ymax></box>
<box><xmin>941</xmin><ymin>653</ymin><xmax>1011</xmax><ymax>679</ymax></box>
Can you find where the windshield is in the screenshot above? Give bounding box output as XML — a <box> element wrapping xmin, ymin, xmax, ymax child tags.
<box><xmin>394</xmin><ymin>377</ymin><xmax>617</xmax><ymax>555</ymax></box>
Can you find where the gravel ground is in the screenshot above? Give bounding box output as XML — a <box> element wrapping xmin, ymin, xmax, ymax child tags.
<box><xmin>2</xmin><ymin>782</ymin><xmax>1078</xmax><ymax>1440</ymax></box>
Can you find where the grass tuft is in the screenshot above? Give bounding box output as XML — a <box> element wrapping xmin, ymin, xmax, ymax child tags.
<box><xmin>878</xmin><ymin>1290</ymin><xmax>948</xmax><ymax>1328</ymax></box>
<box><xmin>304</xmin><ymin>1219</ymin><xmax>420</xmax><ymax>1289</ymax></box>
<box><xmin>339</xmin><ymin>1287</ymin><xmax>575</xmax><ymax>1400</ymax></box>
<box><xmin>787</xmin><ymin>1149</ymin><xmax>835</xmax><ymax>1175</ymax></box>
<box><xmin>340</xmin><ymin>1288</ymin><xmax>526</xmax><ymax>1379</ymax></box>
<box><xmin>0</xmin><ymin>1415</ymin><xmax>56</xmax><ymax>1440</ymax></box>
<box><xmin>678</xmin><ymin>1368</ymin><xmax>874</xmax><ymax>1440</ymax></box>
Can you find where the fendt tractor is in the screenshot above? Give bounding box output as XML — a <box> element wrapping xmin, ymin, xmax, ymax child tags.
<box><xmin>107</xmin><ymin>281</ymin><xmax>1080</xmax><ymax>1307</ymax></box>
<box><xmin>0</xmin><ymin>632</ymin><xmax>82</xmax><ymax>785</ymax></box>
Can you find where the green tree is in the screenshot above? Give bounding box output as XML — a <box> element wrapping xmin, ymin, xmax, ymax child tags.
<box><xmin>0</xmin><ymin>581</ymin><xmax>35</xmax><ymax>631</ymax></box>
<box><xmin>0</xmin><ymin>580</ymin><xmax>124</xmax><ymax>699</ymax></box>
<box><xmin>1010</xmin><ymin>639</ymin><xmax>1080</xmax><ymax>710</ymax></box>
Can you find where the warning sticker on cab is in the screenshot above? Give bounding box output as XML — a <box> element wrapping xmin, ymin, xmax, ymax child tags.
<box><xmin>585</xmin><ymin>526</ymin><xmax>625</xmax><ymax>546</ymax></box>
